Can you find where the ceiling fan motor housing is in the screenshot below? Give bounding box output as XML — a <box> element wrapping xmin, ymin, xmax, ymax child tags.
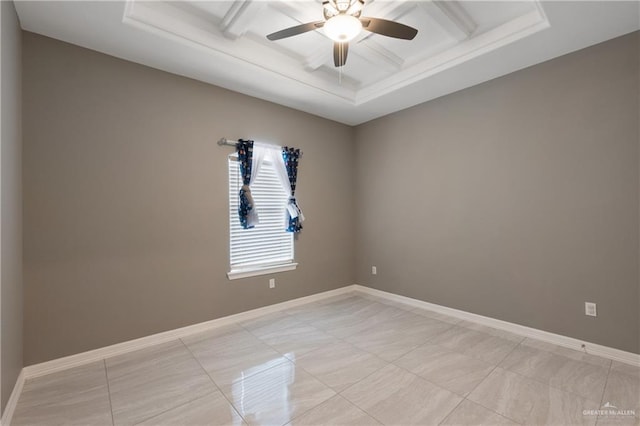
<box><xmin>323</xmin><ymin>0</ymin><xmax>363</xmax><ymax>20</ymax></box>
<box><xmin>268</xmin><ymin>0</ymin><xmax>417</xmax><ymax>68</ymax></box>
<box><xmin>324</xmin><ymin>15</ymin><xmax>363</xmax><ymax>42</ymax></box>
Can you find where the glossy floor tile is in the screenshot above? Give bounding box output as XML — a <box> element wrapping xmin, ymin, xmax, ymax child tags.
<box><xmin>341</xmin><ymin>364</ymin><xmax>463</xmax><ymax>425</ymax></box>
<box><xmin>11</xmin><ymin>361</ymin><xmax>112</xmax><ymax>426</ymax></box>
<box><xmin>309</xmin><ymin>301</ymin><xmax>407</xmax><ymax>339</ymax></box>
<box><xmin>499</xmin><ymin>343</ymin><xmax>609</xmax><ymax>402</ymax></box>
<box><xmin>522</xmin><ymin>338</ymin><xmax>612</xmax><ymax>368</ymax></box>
<box><xmin>295</xmin><ymin>341</ymin><xmax>388</xmax><ymax>392</ymax></box>
<box><xmin>239</xmin><ymin>312</ymin><xmax>304</xmax><ymax>338</ymax></box>
<box><xmin>597</xmin><ymin>362</ymin><xmax>640</xmax><ymax>425</ymax></box>
<box><xmin>441</xmin><ymin>399</ymin><xmax>518</xmax><ymax>425</ymax></box>
<box><xmin>611</xmin><ymin>361</ymin><xmax>640</xmax><ymax>378</ymax></box>
<box><xmin>283</xmin><ymin>296</ymin><xmax>372</xmax><ymax>325</ymax></box>
<box><xmin>181</xmin><ymin>324</ymin><xmax>290</xmax><ymax>389</ymax></box>
<box><xmin>429</xmin><ymin>324</ymin><xmax>520</xmax><ymax>365</ymax></box>
<box><xmin>241</xmin><ymin>313</ymin><xmax>338</xmax><ymax>359</ymax></box>
<box><xmin>358</xmin><ymin>293</ymin><xmax>416</xmax><ymax>311</ymax></box>
<box><xmin>11</xmin><ymin>293</ymin><xmax>639</xmax><ymax>426</ymax></box>
<box><xmin>468</xmin><ymin>367</ymin><xmax>598</xmax><ymax>425</ymax></box>
<box><xmin>285</xmin><ymin>395</ymin><xmax>380</xmax><ymax>426</ymax></box>
<box><xmin>394</xmin><ymin>342</ymin><xmax>495</xmax><ymax>396</ymax></box>
<box><xmin>106</xmin><ymin>340</ymin><xmax>217</xmax><ymax>425</ymax></box>
<box><xmin>343</xmin><ymin>311</ymin><xmax>453</xmax><ymax>361</ymax></box>
<box><xmin>221</xmin><ymin>361</ymin><xmax>335</xmax><ymax>426</ymax></box>
<box><xmin>456</xmin><ymin>320</ymin><xmax>525</xmax><ymax>343</ymax></box>
<box><xmin>411</xmin><ymin>307</ymin><xmax>462</xmax><ymax>325</ymax></box>
<box><xmin>136</xmin><ymin>391</ymin><xmax>245</xmax><ymax>425</ymax></box>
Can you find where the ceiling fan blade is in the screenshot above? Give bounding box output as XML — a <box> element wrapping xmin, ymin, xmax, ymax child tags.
<box><xmin>360</xmin><ymin>17</ymin><xmax>418</xmax><ymax>40</ymax></box>
<box><xmin>333</xmin><ymin>42</ymin><xmax>349</xmax><ymax>67</ymax></box>
<box><xmin>267</xmin><ymin>21</ymin><xmax>325</xmax><ymax>41</ymax></box>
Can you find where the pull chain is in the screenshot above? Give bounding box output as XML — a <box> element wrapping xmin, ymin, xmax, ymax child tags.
<box><xmin>339</xmin><ymin>43</ymin><xmax>343</xmax><ymax>84</ymax></box>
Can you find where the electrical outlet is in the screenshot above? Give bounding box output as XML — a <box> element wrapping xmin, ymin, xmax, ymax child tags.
<box><xmin>269</xmin><ymin>278</ymin><xmax>275</xmax><ymax>289</ymax></box>
<box><xmin>371</xmin><ymin>266</ymin><xmax>377</xmax><ymax>275</ymax></box>
<box><xmin>585</xmin><ymin>302</ymin><xmax>597</xmax><ymax>317</ymax></box>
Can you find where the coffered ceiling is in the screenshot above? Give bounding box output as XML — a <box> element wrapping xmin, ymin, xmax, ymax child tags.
<box><xmin>14</xmin><ymin>1</ymin><xmax>640</xmax><ymax>125</ymax></box>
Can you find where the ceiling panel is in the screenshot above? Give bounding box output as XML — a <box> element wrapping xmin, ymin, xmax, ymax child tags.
<box><xmin>14</xmin><ymin>1</ymin><xmax>640</xmax><ymax>125</ymax></box>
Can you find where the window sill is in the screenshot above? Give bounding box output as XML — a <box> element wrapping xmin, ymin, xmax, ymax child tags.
<box><xmin>227</xmin><ymin>263</ymin><xmax>298</xmax><ymax>280</ymax></box>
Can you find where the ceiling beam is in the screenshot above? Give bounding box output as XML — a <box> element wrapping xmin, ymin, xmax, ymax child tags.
<box><xmin>363</xmin><ymin>1</ymin><xmax>417</xmax><ymax>23</ymax></box>
<box><xmin>357</xmin><ymin>39</ymin><xmax>404</xmax><ymax>70</ymax></box>
<box><xmin>220</xmin><ymin>0</ymin><xmax>266</xmax><ymax>40</ymax></box>
<box><xmin>303</xmin><ymin>48</ymin><xmax>332</xmax><ymax>71</ymax></box>
<box><xmin>357</xmin><ymin>1</ymin><xmax>417</xmax><ymax>44</ymax></box>
<box><xmin>268</xmin><ymin>1</ymin><xmax>321</xmax><ymax>25</ymax></box>
<box><xmin>419</xmin><ymin>1</ymin><xmax>476</xmax><ymax>41</ymax></box>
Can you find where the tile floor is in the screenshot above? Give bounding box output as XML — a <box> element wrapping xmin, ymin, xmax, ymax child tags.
<box><xmin>11</xmin><ymin>293</ymin><xmax>640</xmax><ymax>426</ymax></box>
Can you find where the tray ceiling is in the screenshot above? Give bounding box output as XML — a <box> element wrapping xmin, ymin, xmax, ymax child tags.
<box><xmin>14</xmin><ymin>1</ymin><xmax>640</xmax><ymax>125</ymax></box>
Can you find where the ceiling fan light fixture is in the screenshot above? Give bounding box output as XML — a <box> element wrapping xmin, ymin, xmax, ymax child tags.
<box><xmin>324</xmin><ymin>14</ymin><xmax>362</xmax><ymax>42</ymax></box>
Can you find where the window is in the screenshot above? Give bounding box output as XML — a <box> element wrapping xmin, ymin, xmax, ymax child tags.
<box><xmin>227</xmin><ymin>155</ymin><xmax>296</xmax><ymax>279</ymax></box>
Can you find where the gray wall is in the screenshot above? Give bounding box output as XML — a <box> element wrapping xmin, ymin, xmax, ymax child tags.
<box><xmin>1</xmin><ymin>0</ymin><xmax>23</xmax><ymax>413</ymax></box>
<box><xmin>21</xmin><ymin>28</ymin><xmax>640</xmax><ymax>364</ymax></box>
<box><xmin>355</xmin><ymin>32</ymin><xmax>640</xmax><ymax>354</ymax></box>
<box><xmin>23</xmin><ymin>33</ymin><xmax>355</xmax><ymax>365</ymax></box>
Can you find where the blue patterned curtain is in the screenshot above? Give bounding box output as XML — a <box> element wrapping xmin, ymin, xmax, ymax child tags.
<box><xmin>236</xmin><ymin>139</ymin><xmax>255</xmax><ymax>229</ymax></box>
<box><xmin>283</xmin><ymin>147</ymin><xmax>304</xmax><ymax>233</ymax></box>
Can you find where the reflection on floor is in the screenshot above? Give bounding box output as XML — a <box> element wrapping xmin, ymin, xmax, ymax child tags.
<box><xmin>11</xmin><ymin>293</ymin><xmax>640</xmax><ymax>425</ymax></box>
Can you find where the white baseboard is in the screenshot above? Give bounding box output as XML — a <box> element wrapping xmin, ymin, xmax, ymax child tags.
<box><xmin>21</xmin><ymin>282</ymin><xmax>640</xmax><ymax>385</ymax></box>
<box><xmin>24</xmin><ymin>285</ymin><xmax>356</xmax><ymax>379</ymax></box>
<box><xmin>353</xmin><ymin>285</ymin><xmax>640</xmax><ymax>367</ymax></box>
<box><xmin>1</xmin><ymin>369</ymin><xmax>24</xmax><ymax>426</ymax></box>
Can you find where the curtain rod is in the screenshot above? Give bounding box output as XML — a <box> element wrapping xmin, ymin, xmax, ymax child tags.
<box><xmin>217</xmin><ymin>138</ymin><xmax>303</xmax><ymax>157</ymax></box>
<box><xmin>217</xmin><ymin>137</ymin><xmax>237</xmax><ymax>147</ymax></box>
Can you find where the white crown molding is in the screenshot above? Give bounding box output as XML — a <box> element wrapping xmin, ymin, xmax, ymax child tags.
<box><xmin>123</xmin><ymin>0</ymin><xmax>549</xmax><ymax>107</ymax></box>
<box><xmin>122</xmin><ymin>0</ymin><xmax>360</xmax><ymax>101</ymax></box>
<box><xmin>0</xmin><ymin>369</ymin><xmax>24</xmax><ymax>426</ymax></box>
<box><xmin>220</xmin><ymin>0</ymin><xmax>265</xmax><ymax>40</ymax></box>
<box><xmin>356</xmin><ymin>7</ymin><xmax>550</xmax><ymax>104</ymax></box>
<box><xmin>15</xmin><ymin>1</ymin><xmax>640</xmax><ymax>125</ymax></box>
<box><xmin>352</xmin><ymin>285</ymin><xmax>640</xmax><ymax>367</ymax></box>
<box><xmin>419</xmin><ymin>1</ymin><xmax>476</xmax><ymax>41</ymax></box>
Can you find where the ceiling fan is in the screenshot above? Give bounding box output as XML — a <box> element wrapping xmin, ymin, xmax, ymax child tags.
<box><xmin>266</xmin><ymin>0</ymin><xmax>418</xmax><ymax>68</ymax></box>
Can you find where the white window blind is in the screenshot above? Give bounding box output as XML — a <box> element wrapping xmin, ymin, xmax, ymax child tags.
<box><xmin>228</xmin><ymin>156</ymin><xmax>294</xmax><ymax>278</ymax></box>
